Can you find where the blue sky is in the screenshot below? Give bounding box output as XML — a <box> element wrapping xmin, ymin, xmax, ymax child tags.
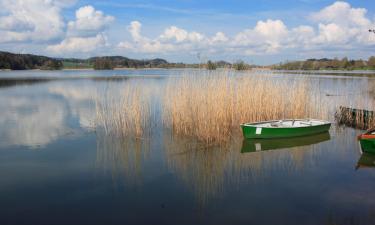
<box><xmin>0</xmin><ymin>0</ymin><xmax>374</xmax><ymax>64</ymax></box>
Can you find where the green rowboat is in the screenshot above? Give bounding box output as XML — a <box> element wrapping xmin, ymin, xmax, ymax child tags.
<box><xmin>359</xmin><ymin>139</ymin><xmax>375</xmax><ymax>154</ymax></box>
<box><xmin>240</xmin><ymin>119</ymin><xmax>331</xmax><ymax>139</ymax></box>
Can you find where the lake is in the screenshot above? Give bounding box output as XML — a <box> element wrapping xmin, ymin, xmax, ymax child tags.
<box><xmin>0</xmin><ymin>69</ymin><xmax>375</xmax><ymax>225</ymax></box>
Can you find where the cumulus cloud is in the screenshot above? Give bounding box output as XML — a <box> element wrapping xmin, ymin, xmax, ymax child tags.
<box><xmin>211</xmin><ymin>32</ymin><xmax>229</xmax><ymax>43</ymax></box>
<box><xmin>117</xmin><ymin>1</ymin><xmax>375</xmax><ymax>57</ymax></box>
<box><xmin>311</xmin><ymin>1</ymin><xmax>370</xmax><ymax>27</ymax></box>
<box><xmin>128</xmin><ymin>21</ymin><xmax>145</xmax><ymax>43</ymax></box>
<box><xmin>118</xmin><ymin>20</ymin><xmax>225</xmax><ymax>54</ymax></box>
<box><xmin>2</xmin><ymin>0</ymin><xmax>373</xmax><ymax>58</ymax></box>
<box><xmin>47</xmin><ymin>33</ymin><xmax>108</xmax><ymax>53</ymax></box>
<box><xmin>0</xmin><ymin>0</ymin><xmax>68</xmax><ymax>43</ymax></box>
<box><xmin>47</xmin><ymin>5</ymin><xmax>114</xmax><ymax>54</ymax></box>
<box><xmin>67</xmin><ymin>5</ymin><xmax>114</xmax><ymax>37</ymax></box>
<box><xmin>234</xmin><ymin>19</ymin><xmax>289</xmax><ymax>53</ymax></box>
<box><xmin>310</xmin><ymin>1</ymin><xmax>375</xmax><ymax>46</ymax></box>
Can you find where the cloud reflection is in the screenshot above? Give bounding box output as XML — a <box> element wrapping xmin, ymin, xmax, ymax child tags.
<box><xmin>0</xmin><ymin>81</ymin><xmax>97</xmax><ymax>148</ymax></box>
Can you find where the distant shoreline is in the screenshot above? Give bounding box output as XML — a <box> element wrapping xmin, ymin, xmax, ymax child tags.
<box><xmin>1</xmin><ymin>68</ymin><xmax>375</xmax><ymax>75</ymax></box>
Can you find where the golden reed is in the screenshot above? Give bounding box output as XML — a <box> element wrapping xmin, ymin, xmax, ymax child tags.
<box><xmin>95</xmin><ymin>71</ymin><xmax>375</xmax><ymax>146</ymax></box>
<box><xmin>163</xmin><ymin>72</ymin><xmax>319</xmax><ymax>145</ymax></box>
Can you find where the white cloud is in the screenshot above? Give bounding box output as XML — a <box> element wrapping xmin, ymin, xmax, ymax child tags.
<box><xmin>119</xmin><ymin>21</ymin><xmax>219</xmax><ymax>54</ymax></box>
<box><xmin>67</xmin><ymin>5</ymin><xmax>114</xmax><ymax>37</ymax></box>
<box><xmin>159</xmin><ymin>26</ymin><xmax>205</xmax><ymax>43</ymax></box>
<box><xmin>117</xmin><ymin>1</ymin><xmax>375</xmax><ymax>57</ymax></box>
<box><xmin>47</xmin><ymin>33</ymin><xmax>108</xmax><ymax>53</ymax></box>
<box><xmin>0</xmin><ymin>0</ymin><xmax>69</xmax><ymax>43</ymax></box>
<box><xmin>311</xmin><ymin>1</ymin><xmax>370</xmax><ymax>27</ymax></box>
<box><xmin>47</xmin><ymin>5</ymin><xmax>114</xmax><ymax>54</ymax></box>
<box><xmin>313</xmin><ymin>23</ymin><xmax>348</xmax><ymax>44</ymax></box>
<box><xmin>1</xmin><ymin>1</ymin><xmax>373</xmax><ymax>59</ymax></box>
<box><xmin>234</xmin><ymin>19</ymin><xmax>289</xmax><ymax>53</ymax></box>
<box><xmin>211</xmin><ymin>32</ymin><xmax>229</xmax><ymax>43</ymax></box>
<box><xmin>128</xmin><ymin>21</ymin><xmax>146</xmax><ymax>43</ymax></box>
<box><xmin>311</xmin><ymin>1</ymin><xmax>375</xmax><ymax>46</ymax></box>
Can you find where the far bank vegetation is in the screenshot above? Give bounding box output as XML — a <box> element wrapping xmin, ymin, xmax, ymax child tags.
<box><xmin>274</xmin><ymin>57</ymin><xmax>375</xmax><ymax>70</ymax></box>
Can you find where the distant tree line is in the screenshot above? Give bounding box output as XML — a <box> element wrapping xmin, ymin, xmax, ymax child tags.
<box><xmin>204</xmin><ymin>60</ymin><xmax>252</xmax><ymax>70</ymax></box>
<box><xmin>274</xmin><ymin>57</ymin><xmax>375</xmax><ymax>70</ymax></box>
<box><xmin>0</xmin><ymin>51</ymin><xmax>62</xmax><ymax>70</ymax></box>
<box><xmin>89</xmin><ymin>56</ymin><xmax>170</xmax><ymax>70</ymax></box>
<box><xmin>0</xmin><ymin>50</ymin><xmax>262</xmax><ymax>71</ymax></box>
<box><xmin>0</xmin><ymin>51</ymin><xmax>173</xmax><ymax>70</ymax></box>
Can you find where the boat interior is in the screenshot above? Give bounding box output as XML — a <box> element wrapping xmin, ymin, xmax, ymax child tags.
<box><xmin>246</xmin><ymin>119</ymin><xmax>328</xmax><ymax>128</ymax></box>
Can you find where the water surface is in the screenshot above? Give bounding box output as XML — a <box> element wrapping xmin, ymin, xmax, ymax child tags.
<box><xmin>1</xmin><ymin>69</ymin><xmax>375</xmax><ymax>225</ymax></box>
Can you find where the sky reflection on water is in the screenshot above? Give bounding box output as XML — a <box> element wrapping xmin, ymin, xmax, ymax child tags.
<box><xmin>0</xmin><ymin>70</ymin><xmax>375</xmax><ymax>225</ymax></box>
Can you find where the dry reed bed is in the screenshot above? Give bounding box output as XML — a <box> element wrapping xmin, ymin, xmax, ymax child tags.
<box><xmin>334</xmin><ymin>79</ymin><xmax>375</xmax><ymax>130</ymax></box>
<box><xmin>95</xmin><ymin>83</ymin><xmax>152</xmax><ymax>138</ymax></box>
<box><xmin>163</xmin><ymin>72</ymin><xmax>316</xmax><ymax>145</ymax></box>
<box><xmin>95</xmin><ymin>82</ymin><xmax>153</xmax><ymax>186</ymax></box>
<box><xmin>94</xmin><ymin>71</ymin><xmax>375</xmax><ymax>146</ymax></box>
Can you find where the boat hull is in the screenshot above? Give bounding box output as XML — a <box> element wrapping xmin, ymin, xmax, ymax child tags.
<box><xmin>241</xmin><ymin>120</ymin><xmax>331</xmax><ymax>139</ymax></box>
<box><xmin>360</xmin><ymin>139</ymin><xmax>375</xmax><ymax>154</ymax></box>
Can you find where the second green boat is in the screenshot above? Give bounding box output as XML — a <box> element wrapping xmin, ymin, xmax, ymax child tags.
<box><xmin>240</xmin><ymin>119</ymin><xmax>331</xmax><ymax>139</ymax></box>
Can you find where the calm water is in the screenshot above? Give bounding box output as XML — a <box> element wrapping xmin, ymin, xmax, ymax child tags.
<box><xmin>1</xmin><ymin>69</ymin><xmax>375</xmax><ymax>225</ymax></box>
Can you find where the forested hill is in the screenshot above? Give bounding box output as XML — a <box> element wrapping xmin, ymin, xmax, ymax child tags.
<box><xmin>87</xmin><ymin>56</ymin><xmax>169</xmax><ymax>69</ymax></box>
<box><xmin>0</xmin><ymin>51</ymin><xmax>63</xmax><ymax>70</ymax></box>
<box><xmin>0</xmin><ymin>51</ymin><xmax>171</xmax><ymax>70</ymax></box>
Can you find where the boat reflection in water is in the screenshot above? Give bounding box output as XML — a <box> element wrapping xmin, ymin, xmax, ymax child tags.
<box><xmin>357</xmin><ymin>139</ymin><xmax>375</xmax><ymax>169</ymax></box>
<box><xmin>241</xmin><ymin>131</ymin><xmax>331</xmax><ymax>153</ymax></box>
<box><xmin>356</xmin><ymin>153</ymin><xmax>375</xmax><ymax>169</ymax></box>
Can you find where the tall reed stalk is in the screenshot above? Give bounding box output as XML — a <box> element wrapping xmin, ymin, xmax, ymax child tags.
<box><xmin>95</xmin><ymin>83</ymin><xmax>152</xmax><ymax>138</ymax></box>
<box><xmin>163</xmin><ymin>72</ymin><xmax>315</xmax><ymax>145</ymax></box>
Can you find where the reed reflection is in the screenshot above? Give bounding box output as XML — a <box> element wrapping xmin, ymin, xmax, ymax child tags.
<box><xmin>95</xmin><ymin>128</ymin><xmax>150</xmax><ymax>187</ymax></box>
<box><xmin>94</xmin><ymin>80</ymin><xmax>157</xmax><ymax>187</ymax></box>
<box><xmin>164</xmin><ymin>131</ymin><xmax>331</xmax><ymax>207</ymax></box>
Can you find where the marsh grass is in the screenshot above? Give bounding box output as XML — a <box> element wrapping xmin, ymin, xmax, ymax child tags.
<box><xmin>95</xmin><ymin>83</ymin><xmax>153</xmax><ymax>138</ymax></box>
<box><xmin>333</xmin><ymin>80</ymin><xmax>375</xmax><ymax>130</ymax></box>
<box><xmin>95</xmin><ymin>82</ymin><xmax>154</xmax><ymax>186</ymax></box>
<box><xmin>94</xmin><ymin>70</ymin><xmax>374</xmax><ymax>147</ymax></box>
<box><xmin>335</xmin><ymin>106</ymin><xmax>375</xmax><ymax>130</ymax></box>
<box><xmin>163</xmin><ymin>71</ymin><xmax>318</xmax><ymax>145</ymax></box>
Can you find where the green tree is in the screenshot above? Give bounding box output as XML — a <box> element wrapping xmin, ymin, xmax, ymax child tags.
<box><xmin>206</xmin><ymin>60</ymin><xmax>217</xmax><ymax>70</ymax></box>
<box><xmin>301</xmin><ymin>60</ymin><xmax>314</xmax><ymax>70</ymax></box>
<box><xmin>233</xmin><ymin>60</ymin><xmax>248</xmax><ymax>70</ymax></box>
<box><xmin>353</xmin><ymin>60</ymin><xmax>365</xmax><ymax>69</ymax></box>
<box><xmin>93</xmin><ymin>58</ymin><xmax>114</xmax><ymax>70</ymax></box>
<box><xmin>340</xmin><ymin>57</ymin><xmax>350</xmax><ymax>69</ymax></box>
<box><xmin>368</xmin><ymin>56</ymin><xmax>375</xmax><ymax>69</ymax></box>
<box><xmin>41</xmin><ymin>60</ymin><xmax>63</xmax><ymax>70</ymax></box>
